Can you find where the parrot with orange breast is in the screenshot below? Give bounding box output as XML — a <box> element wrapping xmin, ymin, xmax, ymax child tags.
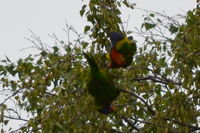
<box><xmin>108</xmin><ymin>32</ymin><xmax>137</xmax><ymax>68</ymax></box>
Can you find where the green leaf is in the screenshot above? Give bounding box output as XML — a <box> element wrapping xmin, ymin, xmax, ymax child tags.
<box><xmin>117</xmin><ymin>1</ymin><xmax>121</xmax><ymax>7</ymax></box>
<box><xmin>52</xmin><ymin>46</ymin><xmax>59</xmax><ymax>53</ymax></box>
<box><xmin>84</xmin><ymin>25</ymin><xmax>91</xmax><ymax>33</ymax></box>
<box><xmin>130</xmin><ymin>3</ymin><xmax>136</xmax><ymax>9</ymax></box>
<box><xmin>123</xmin><ymin>0</ymin><xmax>130</xmax><ymax>7</ymax></box>
<box><xmin>157</xmin><ymin>18</ymin><xmax>162</xmax><ymax>23</ymax></box>
<box><xmin>4</xmin><ymin>120</ymin><xmax>9</xmax><ymax>125</ymax></box>
<box><xmin>0</xmin><ymin>65</ymin><xmax>4</xmax><ymax>72</ymax></box>
<box><xmin>80</xmin><ymin>5</ymin><xmax>87</xmax><ymax>17</ymax></box>
<box><xmin>41</xmin><ymin>51</ymin><xmax>47</xmax><ymax>57</ymax></box>
<box><xmin>142</xmin><ymin>93</ymin><xmax>149</xmax><ymax>99</ymax></box>
<box><xmin>142</xmin><ymin>22</ymin><xmax>156</xmax><ymax>31</ymax></box>
<box><xmin>24</xmin><ymin>55</ymin><xmax>34</xmax><ymax>62</ymax></box>
<box><xmin>5</xmin><ymin>56</ymin><xmax>11</xmax><ymax>62</ymax></box>
<box><xmin>150</xmin><ymin>13</ymin><xmax>155</xmax><ymax>17</ymax></box>
<box><xmin>10</xmin><ymin>80</ymin><xmax>17</xmax><ymax>90</ymax></box>
<box><xmin>127</xmin><ymin>31</ymin><xmax>133</xmax><ymax>35</ymax></box>
<box><xmin>169</xmin><ymin>24</ymin><xmax>178</xmax><ymax>34</ymax></box>
<box><xmin>81</xmin><ymin>41</ymin><xmax>89</xmax><ymax>49</ymax></box>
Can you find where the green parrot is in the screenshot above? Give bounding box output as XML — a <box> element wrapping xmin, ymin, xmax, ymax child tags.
<box><xmin>83</xmin><ymin>52</ymin><xmax>120</xmax><ymax>114</ymax></box>
<box><xmin>108</xmin><ymin>32</ymin><xmax>137</xmax><ymax>68</ymax></box>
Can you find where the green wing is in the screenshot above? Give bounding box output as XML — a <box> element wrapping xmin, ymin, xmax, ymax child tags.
<box><xmin>87</xmin><ymin>70</ymin><xmax>120</xmax><ymax>108</ymax></box>
<box><xmin>116</xmin><ymin>37</ymin><xmax>137</xmax><ymax>56</ymax></box>
<box><xmin>83</xmin><ymin>52</ymin><xmax>120</xmax><ymax>108</ymax></box>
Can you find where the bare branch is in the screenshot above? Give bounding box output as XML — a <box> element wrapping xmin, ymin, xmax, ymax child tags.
<box><xmin>0</xmin><ymin>90</ymin><xmax>20</xmax><ymax>106</ymax></box>
<box><xmin>0</xmin><ymin>114</ymin><xmax>29</xmax><ymax>122</ymax></box>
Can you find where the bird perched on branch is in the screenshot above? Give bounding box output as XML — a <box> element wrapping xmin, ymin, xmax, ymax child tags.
<box><xmin>83</xmin><ymin>52</ymin><xmax>120</xmax><ymax>114</ymax></box>
<box><xmin>108</xmin><ymin>32</ymin><xmax>137</xmax><ymax>68</ymax></box>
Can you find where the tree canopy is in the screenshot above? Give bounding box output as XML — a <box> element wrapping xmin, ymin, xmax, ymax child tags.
<box><xmin>0</xmin><ymin>0</ymin><xmax>200</xmax><ymax>133</ymax></box>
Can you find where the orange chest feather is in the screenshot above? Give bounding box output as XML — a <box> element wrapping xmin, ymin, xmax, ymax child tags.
<box><xmin>110</xmin><ymin>48</ymin><xmax>125</xmax><ymax>65</ymax></box>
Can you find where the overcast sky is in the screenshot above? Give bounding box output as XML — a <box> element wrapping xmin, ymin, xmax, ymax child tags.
<box><xmin>0</xmin><ymin>0</ymin><xmax>197</xmax><ymax>131</ymax></box>
<box><xmin>0</xmin><ymin>0</ymin><xmax>196</xmax><ymax>61</ymax></box>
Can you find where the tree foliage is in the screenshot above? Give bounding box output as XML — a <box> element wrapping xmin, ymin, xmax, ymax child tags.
<box><xmin>0</xmin><ymin>0</ymin><xmax>200</xmax><ymax>133</ymax></box>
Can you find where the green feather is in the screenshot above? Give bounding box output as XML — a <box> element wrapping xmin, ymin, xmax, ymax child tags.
<box><xmin>83</xmin><ymin>52</ymin><xmax>120</xmax><ymax>109</ymax></box>
<box><xmin>115</xmin><ymin>37</ymin><xmax>137</xmax><ymax>55</ymax></box>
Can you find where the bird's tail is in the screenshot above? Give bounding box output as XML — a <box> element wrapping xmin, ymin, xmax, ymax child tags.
<box><xmin>83</xmin><ymin>52</ymin><xmax>99</xmax><ymax>70</ymax></box>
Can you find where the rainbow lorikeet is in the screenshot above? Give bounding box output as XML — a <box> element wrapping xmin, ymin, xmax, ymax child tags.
<box><xmin>83</xmin><ymin>52</ymin><xmax>120</xmax><ymax>114</ymax></box>
<box><xmin>108</xmin><ymin>32</ymin><xmax>137</xmax><ymax>68</ymax></box>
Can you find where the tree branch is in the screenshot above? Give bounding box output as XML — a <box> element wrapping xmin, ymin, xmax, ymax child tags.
<box><xmin>131</xmin><ymin>75</ymin><xmax>181</xmax><ymax>86</ymax></box>
<box><xmin>0</xmin><ymin>114</ymin><xmax>29</xmax><ymax>122</ymax></box>
<box><xmin>164</xmin><ymin>118</ymin><xmax>200</xmax><ymax>132</ymax></box>
<box><xmin>0</xmin><ymin>90</ymin><xmax>21</xmax><ymax>106</ymax></box>
<box><xmin>115</xmin><ymin>112</ymin><xmax>140</xmax><ymax>132</ymax></box>
<box><xmin>120</xmin><ymin>89</ymin><xmax>156</xmax><ymax>115</ymax></box>
<box><xmin>110</xmin><ymin>129</ymin><xmax>123</xmax><ymax>133</ymax></box>
<box><xmin>128</xmin><ymin>66</ymin><xmax>182</xmax><ymax>86</ymax></box>
<box><xmin>130</xmin><ymin>117</ymin><xmax>151</xmax><ymax>125</ymax></box>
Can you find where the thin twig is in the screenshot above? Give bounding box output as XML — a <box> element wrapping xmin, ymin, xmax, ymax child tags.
<box><xmin>131</xmin><ymin>75</ymin><xmax>181</xmax><ymax>85</ymax></box>
<box><xmin>130</xmin><ymin>117</ymin><xmax>151</xmax><ymax>125</ymax></box>
<box><xmin>0</xmin><ymin>90</ymin><xmax>21</xmax><ymax>106</ymax></box>
<box><xmin>0</xmin><ymin>114</ymin><xmax>29</xmax><ymax>122</ymax></box>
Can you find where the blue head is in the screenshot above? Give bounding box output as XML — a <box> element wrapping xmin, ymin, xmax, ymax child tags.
<box><xmin>98</xmin><ymin>105</ymin><xmax>115</xmax><ymax>115</ymax></box>
<box><xmin>109</xmin><ymin>32</ymin><xmax>125</xmax><ymax>46</ymax></box>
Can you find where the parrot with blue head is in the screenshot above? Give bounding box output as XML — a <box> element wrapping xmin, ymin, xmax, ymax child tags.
<box><xmin>108</xmin><ymin>32</ymin><xmax>137</xmax><ymax>68</ymax></box>
<box><xmin>83</xmin><ymin>52</ymin><xmax>120</xmax><ymax>114</ymax></box>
